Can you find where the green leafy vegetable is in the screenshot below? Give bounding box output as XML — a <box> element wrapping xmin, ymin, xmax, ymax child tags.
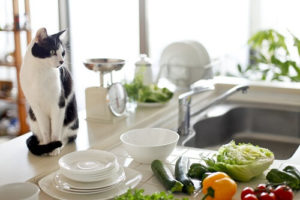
<box><xmin>266</xmin><ymin>168</ymin><xmax>300</xmax><ymax>190</ymax></box>
<box><xmin>124</xmin><ymin>76</ymin><xmax>173</xmax><ymax>103</ymax></box>
<box><xmin>114</xmin><ymin>189</ymin><xmax>188</xmax><ymax>200</ymax></box>
<box><xmin>203</xmin><ymin>141</ymin><xmax>274</xmax><ymax>182</ymax></box>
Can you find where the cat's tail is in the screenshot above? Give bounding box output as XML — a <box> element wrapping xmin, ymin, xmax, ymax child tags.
<box><xmin>26</xmin><ymin>135</ymin><xmax>62</xmax><ymax>156</ymax></box>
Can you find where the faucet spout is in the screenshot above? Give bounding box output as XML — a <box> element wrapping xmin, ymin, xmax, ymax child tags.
<box><xmin>177</xmin><ymin>84</ymin><xmax>249</xmax><ymax>136</ymax></box>
<box><xmin>191</xmin><ymin>84</ymin><xmax>249</xmax><ymax>117</ymax></box>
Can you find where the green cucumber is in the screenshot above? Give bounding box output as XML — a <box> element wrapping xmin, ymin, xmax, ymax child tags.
<box><xmin>151</xmin><ymin>160</ymin><xmax>183</xmax><ymax>193</ymax></box>
<box><xmin>175</xmin><ymin>156</ymin><xmax>195</xmax><ymax>195</ymax></box>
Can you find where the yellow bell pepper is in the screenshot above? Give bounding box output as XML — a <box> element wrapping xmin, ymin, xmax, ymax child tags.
<box><xmin>202</xmin><ymin>172</ymin><xmax>237</xmax><ymax>200</ymax></box>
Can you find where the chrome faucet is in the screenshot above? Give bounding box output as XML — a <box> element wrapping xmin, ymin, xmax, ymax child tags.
<box><xmin>177</xmin><ymin>82</ymin><xmax>249</xmax><ymax>136</ymax></box>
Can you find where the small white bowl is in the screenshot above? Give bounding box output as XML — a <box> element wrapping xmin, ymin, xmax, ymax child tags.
<box><xmin>0</xmin><ymin>182</ymin><xmax>40</xmax><ymax>200</ymax></box>
<box><xmin>120</xmin><ymin>128</ymin><xmax>179</xmax><ymax>163</ymax></box>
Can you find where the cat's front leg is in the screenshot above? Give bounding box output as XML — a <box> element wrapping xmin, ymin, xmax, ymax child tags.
<box><xmin>49</xmin><ymin>106</ymin><xmax>65</xmax><ymax>157</ymax></box>
<box><xmin>50</xmin><ymin>107</ymin><xmax>65</xmax><ymax>141</ymax></box>
<box><xmin>31</xmin><ymin>106</ymin><xmax>51</xmax><ymax>144</ymax></box>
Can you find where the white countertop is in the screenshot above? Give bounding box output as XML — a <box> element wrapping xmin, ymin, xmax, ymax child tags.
<box><xmin>1</xmin><ymin>77</ymin><xmax>300</xmax><ymax>199</ymax></box>
<box><xmin>30</xmin><ymin>144</ymin><xmax>300</xmax><ymax>200</ymax></box>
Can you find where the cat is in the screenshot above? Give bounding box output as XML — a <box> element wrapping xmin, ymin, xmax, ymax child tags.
<box><xmin>20</xmin><ymin>28</ymin><xmax>79</xmax><ymax>156</ymax></box>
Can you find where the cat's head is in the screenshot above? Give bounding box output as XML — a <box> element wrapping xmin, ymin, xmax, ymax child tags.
<box><xmin>31</xmin><ymin>28</ymin><xmax>67</xmax><ymax>68</ymax></box>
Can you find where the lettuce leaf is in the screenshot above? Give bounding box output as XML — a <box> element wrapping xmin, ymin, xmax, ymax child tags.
<box><xmin>204</xmin><ymin>141</ymin><xmax>274</xmax><ymax>182</ymax></box>
<box><xmin>124</xmin><ymin>76</ymin><xmax>173</xmax><ymax>103</ymax></box>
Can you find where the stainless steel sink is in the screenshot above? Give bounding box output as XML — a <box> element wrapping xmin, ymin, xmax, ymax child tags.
<box><xmin>182</xmin><ymin>102</ymin><xmax>300</xmax><ymax>159</ymax></box>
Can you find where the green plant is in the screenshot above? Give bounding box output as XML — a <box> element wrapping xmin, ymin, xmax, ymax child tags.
<box><xmin>237</xmin><ymin>29</ymin><xmax>300</xmax><ymax>82</ymax></box>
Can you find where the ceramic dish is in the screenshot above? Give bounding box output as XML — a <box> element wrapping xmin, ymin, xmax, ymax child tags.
<box><xmin>159</xmin><ymin>40</ymin><xmax>211</xmax><ymax>88</ymax></box>
<box><xmin>0</xmin><ymin>182</ymin><xmax>40</xmax><ymax>200</ymax></box>
<box><xmin>39</xmin><ymin>168</ymin><xmax>142</xmax><ymax>200</ymax></box>
<box><xmin>120</xmin><ymin>128</ymin><xmax>179</xmax><ymax>163</ymax></box>
<box><xmin>61</xmin><ymin>163</ymin><xmax>120</xmax><ymax>182</ymax></box>
<box><xmin>59</xmin><ymin>150</ymin><xmax>118</xmax><ymax>175</ymax></box>
<box><xmin>137</xmin><ymin>101</ymin><xmax>169</xmax><ymax>108</ymax></box>
<box><xmin>54</xmin><ymin>167</ymin><xmax>125</xmax><ymax>190</ymax></box>
<box><xmin>55</xmin><ymin>181</ymin><xmax>123</xmax><ymax>195</ymax></box>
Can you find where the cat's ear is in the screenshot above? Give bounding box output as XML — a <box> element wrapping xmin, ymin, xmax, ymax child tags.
<box><xmin>57</xmin><ymin>29</ymin><xmax>67</xmax><ymax>43</ymax></box>
<box><xmin>35</xmin><ymin>28</ymin><xmax>48</xmax><ymax>43</ymax></box>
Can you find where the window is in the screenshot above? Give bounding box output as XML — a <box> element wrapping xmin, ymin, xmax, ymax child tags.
<box><xmin>69</xmin><ymin>0</ymin><xmax>139</xmax><ymax>109</ymax></box>
<box><xmin>147</xmin><ymin>0</ymin><xmax>250</xmax><ymax>66</ymax></box>
<box><xmin>63</xmin><ymin>0</ymin><xmax>300</xmax><ymax>109</ymax></box>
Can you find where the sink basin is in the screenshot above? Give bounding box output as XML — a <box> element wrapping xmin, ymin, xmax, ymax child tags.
<box><xmin>183</xmin><ymin>102</ymin><xmax>300</xmax><ymax>159</ymax></box>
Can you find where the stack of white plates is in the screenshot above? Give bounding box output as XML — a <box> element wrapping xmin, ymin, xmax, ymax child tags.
<box><xmin>58</xmin><ymin>150</ymin><xmax>119</xmax><ymax>183</ymax></box>
<box><xmin>38</xmin><ymin>150</ymin><xmax>142</xmax><ymax>199</ymax></box>
<box><xmin>56</xmin><ymin>150</ymin><xmax>122</xmax><ymax>194</ymax></box>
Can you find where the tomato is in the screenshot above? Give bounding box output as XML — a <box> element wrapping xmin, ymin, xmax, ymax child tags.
<box><xmin>273</xmin><ymin>185</ymin><xmax>293</xmax><ymax>200</ymax></box>
<box><xmin>256</xmin><ymin>184</ymin><xmax>267</xmax><ymax>191</ymax></box>
<box><xmin>242</xmin><ymin>194</ymin><xmax>259</xmax><ymax>200</ymax></box>
<box><xmin>259</xmin><ymin>192</ymin><xmax>276</xmax><ymax>200</ymax></box>
<box><xmin>255</xmin><ymin>184</ymin><xmax>267</xmax><ymax>197</ymax></box>
<box><xmin>241</xmin><ymin>187</ymin><xmax>255</xmax><ymax>199</ymax></box>
<box><xmin>267</xmin><ymin>185</ymin><xmax>274</xmax><ymax>193</ymax></box>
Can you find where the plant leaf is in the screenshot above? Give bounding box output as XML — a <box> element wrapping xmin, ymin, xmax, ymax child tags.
<box><xmin>237</xmin><ymin>64</ymin><xmax>243</xmax><ymax>73</ymax></box>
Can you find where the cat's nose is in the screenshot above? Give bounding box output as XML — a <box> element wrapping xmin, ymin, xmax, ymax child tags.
<box><xmin>59</xmin><ymin>61</ymin><xmax>64</xmax><ymax>65</ymax></box>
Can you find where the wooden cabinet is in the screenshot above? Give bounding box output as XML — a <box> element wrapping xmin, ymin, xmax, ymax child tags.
<box><xmin>0</xmin><ymin>0</ymin><xmax>31</xmax><ymax>135</ymax></box>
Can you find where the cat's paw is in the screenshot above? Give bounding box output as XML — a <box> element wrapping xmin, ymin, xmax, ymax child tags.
<box><xmin>48</xmin><ymin>148</ymin><xmax>61</xmax><ymax>156</ymax></box>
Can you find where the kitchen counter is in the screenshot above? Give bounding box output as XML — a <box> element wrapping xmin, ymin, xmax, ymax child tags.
<box><xmin>1</xmin><ymin>77</ymin><xmax>300</xmax><ymax>199</ymax></box>
<box><xmin>30</xmin><ymin>143</ymin><xmax>300</xmax><ymax>199</ymax></box>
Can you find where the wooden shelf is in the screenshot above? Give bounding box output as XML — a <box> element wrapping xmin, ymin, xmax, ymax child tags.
<box><xmin>0</xmin><ymin>62</ymin><xmax>15</xmax><ymax>67</ymax></box>
<box><xmin>0</xmin><ymin>0</ymin><xmax>31</xmax><ymax>135</ymax></box>
<box><xmin>0</xmin><ymin>28</ymin><xmax>31</xmax><ymax>32</ymax></box>
<box><xmin>0</xmin><ymin>97</ymin><xmax>16</xmax><ymax>103</ymax></box>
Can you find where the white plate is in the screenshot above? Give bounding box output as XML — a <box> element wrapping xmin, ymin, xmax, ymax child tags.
<box><xmin>61</xmin><ymin>163</ymin><xmax>120</xmax><ymax>182</ymax></box>
<box><xmin>59</xmin><ymin>150</ymin><xmax>117</xmax><ymax>175</ymax></box>
<box><xmin>54</xmin><ymin>167</ymin><xmax>125</xmax><ymax>190</ymax></box>
<box><xmin>39</xmin><ymin>168</ymin><xmax>142</xmax><ymax>200</ymax></box>
<box><xmin>137</xmin><ymin>101</ymin><xmax>169</xmax><ymax>108</ymax></box>
<box><xmin>55</xmin><ymin>181</ymin><xmax>122</xmax><ymax>195</ymax></box>
<box><xmin>159</xmin><ymin>40</ymin><xmax>211</xmax><ymax>88</ymax></box>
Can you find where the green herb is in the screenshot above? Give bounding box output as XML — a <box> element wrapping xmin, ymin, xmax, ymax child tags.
<box><xmin>236</xmin><ymin>29</ymin><xmax>300</xmax><ymax>82</ymax></box>
<box><xmin>114</xmin><ymin>189</ymin><xmax>189</xmax><ymax>200</ymax></box>
<box><xmin>124</xmin><ymin>75</ymin><xmax>173</xmax><ymax>103</ymax></box>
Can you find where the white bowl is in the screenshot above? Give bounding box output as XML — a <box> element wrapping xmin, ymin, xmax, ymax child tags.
<box><xmin>0</xmin><ymin>182</ymin><xmax>40</xmax><ymax>200</ymax></box>
<box><xmin>120</xmin><ymin>128</ymin><xmax>179</xmax><ymax>163</ymax></box>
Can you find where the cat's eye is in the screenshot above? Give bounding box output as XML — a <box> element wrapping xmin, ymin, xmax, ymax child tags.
<box><xmin>62</xmin><ymin>50</ymin><xmax>65</xmax><ymax>57</ymax></box>
<box><xmin>50</xmin><ymin>50</ymin><xmax>56</xmax><ymax>56</ymax></box>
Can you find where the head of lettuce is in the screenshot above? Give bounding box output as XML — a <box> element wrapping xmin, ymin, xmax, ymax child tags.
<box><xmin>204</xmin><ymin>141</ymin><xmax>274</xmax><ymax>182</ymax></box>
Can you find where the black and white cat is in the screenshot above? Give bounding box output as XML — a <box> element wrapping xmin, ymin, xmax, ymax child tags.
<box><xmin>20</xmin><ymin>28</ymin><xmax>78</xmax><ymax>156</ymax></box>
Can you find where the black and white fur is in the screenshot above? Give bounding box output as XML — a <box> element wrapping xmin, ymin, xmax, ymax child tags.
<box><xmin>20</xmin><ymin>28</ymin><xmax>78</xmax><ymax>156</ymax></box>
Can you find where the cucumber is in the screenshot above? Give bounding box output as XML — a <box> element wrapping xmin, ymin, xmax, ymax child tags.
<box><xmin>175</xmin><ymin>156</ymin><xmax>195</xmax><ymax>195</ymax></box>
<box><xmin>151</xmin><ymin>160</ymin><xmax>183</xmax><ymax>193</ymax></box>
